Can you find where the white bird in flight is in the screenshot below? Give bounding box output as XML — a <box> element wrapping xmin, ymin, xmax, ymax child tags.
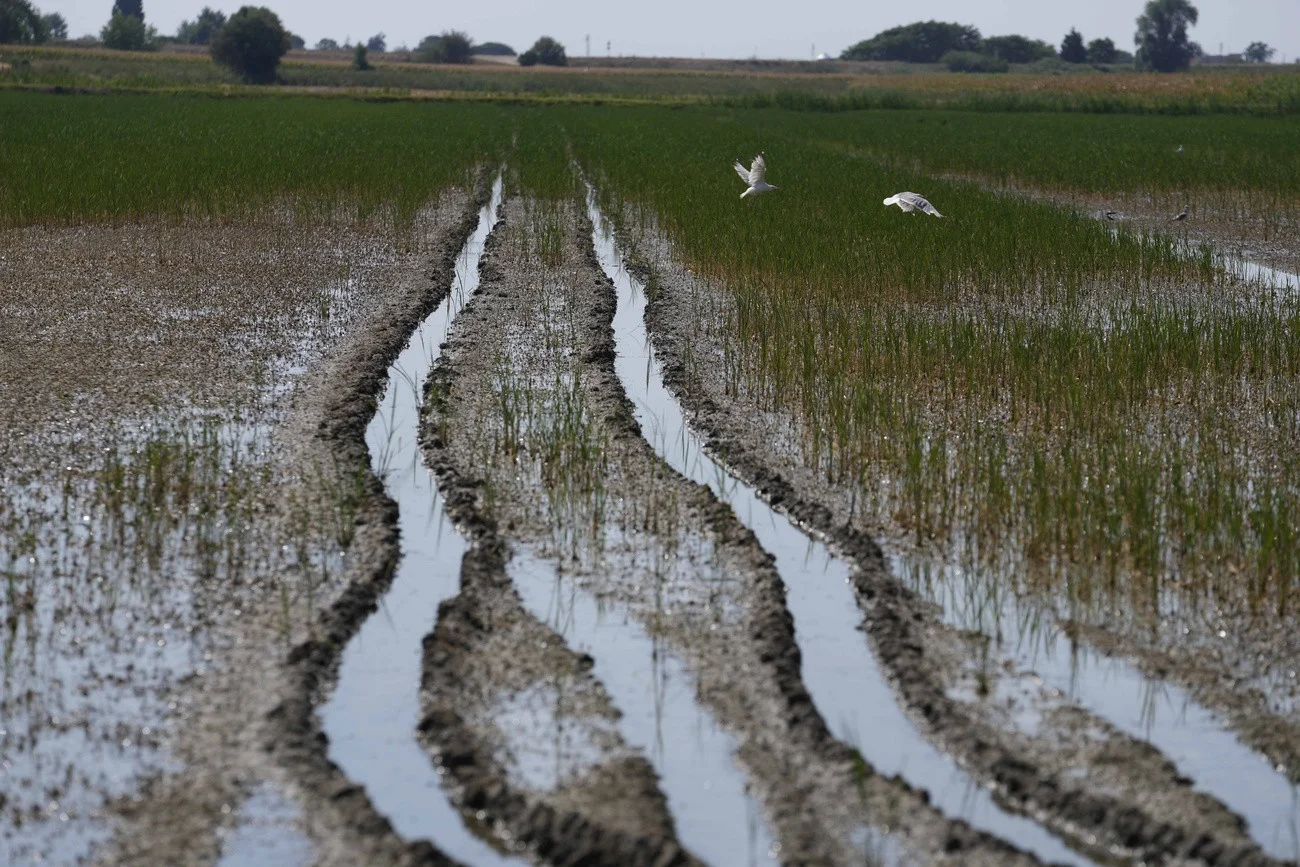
<box><xmin>883</xmin><ymin>192</ymin><xmax>943</xmax><ymax>217</ymax></box>
<box><xmin>734</xmin><ymin>152</ymin><xmax>777</xmax><ymax>198</ymax></box>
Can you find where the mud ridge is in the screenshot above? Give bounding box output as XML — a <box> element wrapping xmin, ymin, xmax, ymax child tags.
<box><xmin>636</xmin><ymin>237</ymin><xmax>1290</xmax><ymax>867</ymax></box>
<box><xmin>421</xmin><ymin>193</ymin><xmax>1049</xmax><ymax>866</ymax></box>
<box><xmin>253</xmin><ymin>170</ymin><xmax>495</xmax><ymax>867</ymax></box>
<box><xmin>415</xmin><ymin>202</ymin><xmax>702</xmax><ymax>867</ymax></box>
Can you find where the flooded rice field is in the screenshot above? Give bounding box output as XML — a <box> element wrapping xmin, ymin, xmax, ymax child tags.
<box><xmin>3</xmin><ymin>159</ymin><xmax>1299</xmax><ymax>867</ymax></box>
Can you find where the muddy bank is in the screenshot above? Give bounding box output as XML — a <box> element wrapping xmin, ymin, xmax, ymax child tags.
<box><xmin>635</xmin><ymin>222</ymin><xmax>1292</xmax><ymax>867</ymax></box>
<box><xmin>90</xmin><ymin>179</ymin><xmax>490</xmax><ymax>867</ymax></box>
<box><xmin>420</xmin><ymin>193</ymin><xmax>1049</xmax><ymax>865</ymax></box>
<box><xmin>0</xmin><ymin>197</ymin><xmax>473</xmax><ymax>864</ymax></box>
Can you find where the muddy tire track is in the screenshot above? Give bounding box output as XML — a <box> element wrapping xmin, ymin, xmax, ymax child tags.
<box><xmin>420</xmin><ymin>194</ymin><xmax>1049</xmax><ymax>866</ymax></box>
<box><xmin>102</xmin><ymin>177</ymin><xmax>492</xmax><ymax>867</ymax></box>
<box><xmin>415</xmin><ymin>201</ymin><xmax>701</xmax><ymax>866</ymax></box>
<box><xmin>635</xmin><ymin>228</ymin><xmax>1290</xmax><ymax>867</ymax></box>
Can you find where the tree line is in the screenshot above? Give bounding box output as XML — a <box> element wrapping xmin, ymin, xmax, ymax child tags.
<box><xmin>0</xmin><ymin>1</ymin><xmax>569</xmax><ymax>78</ymax></box>
<box><xmin>840</xmin><ymin>1</ymin><xmax>1270</xmax><ymax>73</ymax></box>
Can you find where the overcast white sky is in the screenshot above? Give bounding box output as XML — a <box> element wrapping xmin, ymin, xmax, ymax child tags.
<box><xmin>45</xmin><ymin>0</ymin><xmax>1300</xmax><ymax>63</ymax></box>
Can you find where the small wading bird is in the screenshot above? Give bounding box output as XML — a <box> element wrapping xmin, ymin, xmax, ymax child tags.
<box><xmin>883</xmin><ymin>191</ymin><xmax>943</xmax><ymax>217</ymax></box>
<box><xmin>1170</xmin><ymin>206</ymin><xmax>1189</xmax><ymax>222</ymax></box>
<box><xmin>734</xmin><ymin>152</ymin><xmax>777</xmax><ymax>198</ymax></box>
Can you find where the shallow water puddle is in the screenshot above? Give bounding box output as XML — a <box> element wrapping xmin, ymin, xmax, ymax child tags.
<box><xmin>508</xmin><ymin>548</ymin><xmax>777</xmax><ymax>866</ymax></box>
<box><xmin>586</xmin><ymin>192</ymin><xmax>1095</xmax><ymax>866</ymax></box>
<box><xmin>0</xmin><ymin>418</ymin><xmax>267</xmax><ymax>866</ymax></box>
<box><xmin>899</xmin><ymin>553</ymin><xmax>1300</xmax><ymax>861</ymax></box>
<box><xmin>318</xmin><ymin>177</ymin><xmax>521</xmax><ymax>865</ymax></box>
<box><xmin>216</xmin><ymin>783</ymin><xmax>313</xmax><ymax>867</ymax></box>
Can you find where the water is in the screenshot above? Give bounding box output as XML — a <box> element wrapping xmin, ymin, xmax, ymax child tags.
<box><xmin>586</xmin><ymin>192</ymin><xmax>1096</xmax><ymax>867</ymax></box>
<box><xmin>216</xmin><ymin>784</ymin><xmax>313</xmax><ymax>867</ymax></box>
<box><xmin>508</xmin><ymin>549</ymin><xmax>777</xmax><ymax>866</ymax></box>
<box><xmin>318</xmin><ymin>177</ymin><xmax>520</xmax><ymax>866</ymax></box>
<box><xmin>900</xmin><ymin>553</ymin><xmax>1300</xmax><ymax>861</ymax></box>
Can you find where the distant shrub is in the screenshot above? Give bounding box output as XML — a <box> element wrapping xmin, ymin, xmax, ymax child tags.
<box><xmin>842</xmin><ymin>21</ymin><xmax>981</xmax><ymax>63</ymax></box>
<box><xmin>365</xmin><ymin>32</ymin><xmax>385</xmax><ymax>53</ymax></box>
<box><xmin>1060</xmin><ymin>28</ymin><xmax>1088</xmax><ymax>63</ymax></box>
<box><xmin>1087</xmin><ymin>37</ymin><xmax>1119</xmax><ymax>64</ymax></box>
<box><xmin>942</xmin><ymin>50</ymin><xmax>1009</xmax><ymax>73</ymax></box>
<box><xmin>416</xmin><ymin>30</ymin><xmax>471</xmax><ymax>64</ymax></box>
<box><xmin>472</xmin><ymin>41</ymin><xmax>514</xmax><ymax>56</ymax></box>
<box><xmin>314</xmin><ymin>37</ymin><xmax>339</xmax><ymax>51</ymax></box>
<box><xmin>176</xmin><ymin>7</ymin><xmax>225</xmax><ymax>45</ymax></box>
<box><xmin>983</xmin><ymin>34</ymin><xmax>1055</xmax><ymax>64</ymax></box>
<box><xmin>519</xmin><ymin>36</ymin><xmax>566</xmax><ymax>67</ymax></box>
<box><xmin>101</xmin><ymin>12</ymin><xmax>157</xmax><ymax>51</ymax></box>
<box><xmin>111</xmin><ymin>0</ymin><xmax>143</xmax><ymax>19</ymax></box>
<box><xmin>0</xmin><ymin>0</ymin><xmax>49</xmax><ymax>44</ymax></box>
<box><xmin>210</xmin><ymin>5</ymin><xmax>290</xmax><ymax>83</ymax></box>
<box><xmin>352</xmin><ymin>43</ymin><xmax>370</xmax><ymax>70</ymax></box>
<box><xmin>40</xmin><ymin>11</ymin><xmax>66</xmax><ymax>40</ymax></box>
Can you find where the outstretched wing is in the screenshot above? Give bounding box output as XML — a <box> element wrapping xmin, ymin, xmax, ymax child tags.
<box><xmin>748</xmin><ymin>153</ymin><xmax>767</xmax><ymax>185</ymax></box>
<box><xmin>733</xmin><ymin>160</ymin><xmax>752</xmax><ymax>184</ymax></box>
<box><xmin>901</xmin><ymin>191</ymin><xmax>942</xmax><ymax>217</ymax></box>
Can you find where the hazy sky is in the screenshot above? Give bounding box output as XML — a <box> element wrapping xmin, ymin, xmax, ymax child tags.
<box><xmin>48</xmin><ymin>1</ymin><xmax>1300</xmax><ymax>63</ymax></box>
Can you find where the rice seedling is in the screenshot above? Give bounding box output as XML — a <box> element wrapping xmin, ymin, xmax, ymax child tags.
<box><xmin>0</xmin><ymin>91</ymin><xmax>511</xmax><ymax>229</ymax></box>
<box><xmin>557</xmin><ymin>103</ymin><xmax>1300</xmax><ymax>628</ymax></box>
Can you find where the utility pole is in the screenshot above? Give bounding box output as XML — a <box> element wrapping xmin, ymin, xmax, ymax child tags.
<box><xmin>606</xmin><ymin>40</ymin><xmax>611</xmax><ymax>58</ymax></box>
<box><xmin>585</xmin><ymin>34</ymin><xmax>590</xmax><ymax>57</ymax></box>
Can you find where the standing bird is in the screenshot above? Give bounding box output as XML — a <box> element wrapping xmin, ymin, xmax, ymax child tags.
<box><xmin>1170</xmin><ymin>206</ymin><xmax>1189</xmax><ymax>221</ymax></box>
<box><xmin>1175</xmin><ymin>144</ymin><xmax>1184</xmax><ymax>154</ymax></box>
<box><xmin>734</xmin><ymin>152</ymin><xmax>777</xmax><ymax>198</ymax></box>
<box><xmin>883</xmin><ymin>192</ymin><xmax>943</xmax><ymax>217</ymax></box>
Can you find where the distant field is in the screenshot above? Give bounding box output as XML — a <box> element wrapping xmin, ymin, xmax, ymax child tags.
<box><xmin>2</xmin><ymin>44</ymin><xmax>1299</xmax><ymax>113</ymax></box>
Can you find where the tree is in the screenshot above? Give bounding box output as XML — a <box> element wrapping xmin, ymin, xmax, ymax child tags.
<box><xmin>101</xmin><ymin>12</ymin><xmax>156</xmax><ymax>50</ymax></box>
<box><xmin>519</xmin><ymin>35</ymin><xmax>566</xmax><ymax>66</ymax></box>
<box><xmin>1243</xmin><ymin>41</ymin><xmax>1274</xmax><ymax>63</ymax></box>
<box><xmin>416</xmin><ymin>30</ymin><xmax>472</xmax><ymax>64</ymax></box>
<box><xmin>841</xmin><ymin>21</ymin><xmax>981</xmax><ymax>63</ymax></box>
<box><xmin>176</xmin><ymin>7</ymin><xmax>225</xmax><ymax>45</ymax></box>
<box><xmin>289</xmin><ymin>33</ymin><xmax>303</xmax><ymax>49</ymax></box>
<box><xmin>1135</xmin><ymin>0</ymin><xmax>1199</xmax><ymax>72</ymax></box>
<box><xmin>1086</xmin><ymin>37</ymin><xmax>1118</xmax><ymax>63</ymax></box>
<box><xmin>210</xmin><ymin>5</ymin><xmax>290</xmax><ymax>83</ymax></box>
<box><xmin>112</xmin><ymin>0</ymin><xmax>143</xmax><ymax>20</ymax></box>
<box><xmin>314</xmin><ymin>37</ymin><xmax>339</xmax><ymax>50</ymax></box>
<box><xmin>1060</xmin><ymin>28</ymin><xmax>1087</xmax><ymax>62</ymax></box>
<box><xmin>365</xmin><ymin>32</ymin><xmax>384</xmax><ymax>52</ymax></box>
<box><xmin>352</xmin><ymin>42</ymin><xmax>370</xmax><ymax>70</ymax></box>
<box><xmin>472</xmin><ymin>41</ymin><xmax>514</xmax><ymax>56</ymax></box>
<box><xmin>40</xmin><ymin>11</ymin><xmax>67</xmax><ymax>40</ymax></box>
<box><xmin>0</xmin><ymin>0</ymin><xmax>48</xmax><ymax>44</ymax></box>
<box><xmin>983</xmin><ymin>34</ymin><xmax>1055</xmax><ymax>64</ymax></box>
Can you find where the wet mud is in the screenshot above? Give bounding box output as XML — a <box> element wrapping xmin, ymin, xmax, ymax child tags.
<box><xmin>634</xmin><ymin>221</ymin><xmax>1296</xmax><ymax>867</ymax></box>
<box><xmin>87</xmin><ymin>178</ymin><xmax>493</xmax><ymax>867</ymax></box>
<box><xmin>419</xmin><ymin>194</ymin><xmax>1050</xmax><ymax>866</ymax></box>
